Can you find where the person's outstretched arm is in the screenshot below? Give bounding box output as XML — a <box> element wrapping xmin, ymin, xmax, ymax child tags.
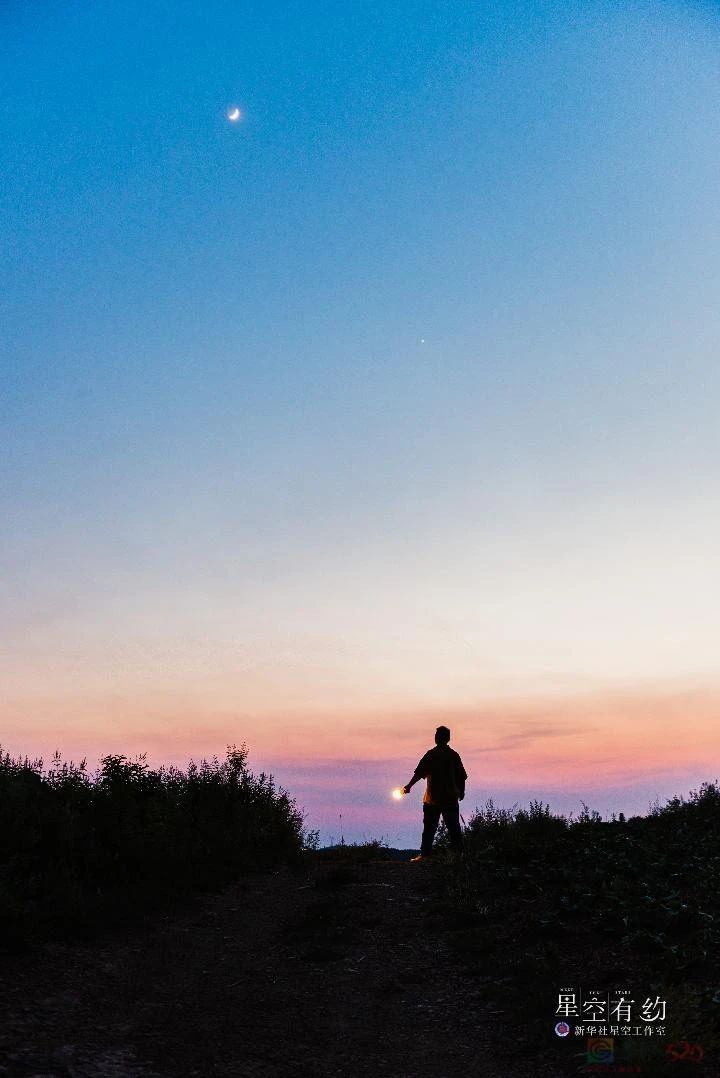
<box><xmin>403</xmin><ymin>753</ymin><xmax>429</xmax><ymax>795</ymax></box>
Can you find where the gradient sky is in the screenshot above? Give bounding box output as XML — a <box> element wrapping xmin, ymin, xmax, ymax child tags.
<box><xmin>2</xmin><ymin>0</ymin><xmax>719</xmax><ymax>846</ymax></box>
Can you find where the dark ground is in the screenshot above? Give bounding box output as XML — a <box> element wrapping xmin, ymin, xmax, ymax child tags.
<box><xmin>0</xmin><ymin>854</ymin><xmax>578</xmax><ymax>1078</ymax></box>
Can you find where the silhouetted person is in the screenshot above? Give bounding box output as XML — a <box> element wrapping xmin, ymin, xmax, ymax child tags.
<box><xmin>402</xmin><ymin>726</ymin><xmax>467</xmax><ymax>861</ymax></box>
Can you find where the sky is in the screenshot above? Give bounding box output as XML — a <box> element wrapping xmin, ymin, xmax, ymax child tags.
<box><xmin>2</xmin><ymin>0</ymin><xmax>720</xmax><ymax>847</ymax></box>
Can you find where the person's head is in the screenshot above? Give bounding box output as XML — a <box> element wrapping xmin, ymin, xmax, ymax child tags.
<box><xmin>435</xmin><ymin>725</ymin><xmax>451</xmax><ymax>745</ymax></box>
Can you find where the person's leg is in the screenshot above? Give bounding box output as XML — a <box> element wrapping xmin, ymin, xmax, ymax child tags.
<box><xmin>441</xmin><ymin>802</ymin><xmax>463</xmax><ymax>852</ymax></box>
<box><xmin>421</xmin><ymin>803</ymin><xmax>442</xmax><ymax>855</ymax></box>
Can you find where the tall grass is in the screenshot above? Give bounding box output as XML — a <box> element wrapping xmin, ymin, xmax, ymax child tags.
<box><xmin>437</xmin><ymin>785</ymin><xmax>720</xmax><ymax>1065</ymax></box>
<box><xmin>0</xmin><ymin>743</ymin><xmax>313</xmax><ymax>949</ymax></box>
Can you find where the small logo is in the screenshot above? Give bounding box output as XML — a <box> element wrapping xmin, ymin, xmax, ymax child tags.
<box><xmin>666</xmin><ymin>1041</ymin><xmax>704</xmax><ymax>1063</ymax></box>
<box><xmin>588</xmin><ymin>1037</ymin><xmax>614</xmax><ymax>1063</ymax></box>
<box><xmin>555</xmin><ymin>1021</ymin><xmax>571</xmax><ymax>1037</ymax></box>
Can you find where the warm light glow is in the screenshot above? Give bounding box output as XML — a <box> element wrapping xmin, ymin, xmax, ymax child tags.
<box><xmin>392</xmin><ymin>787</ymin><xmax>404</xmax><ymax>800</ymax></box>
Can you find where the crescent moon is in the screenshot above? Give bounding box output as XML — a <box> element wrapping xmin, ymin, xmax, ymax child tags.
<box><xmin>227</xmin><ymin>107</ymin><xmax>241</xmax><ymax>122</ymax></box>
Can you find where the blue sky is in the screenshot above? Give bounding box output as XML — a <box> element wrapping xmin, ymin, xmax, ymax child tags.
<box><xmin>2</xmin><ymin>0</ymin><xmax>720</xmax><ymax>844</ymax></box>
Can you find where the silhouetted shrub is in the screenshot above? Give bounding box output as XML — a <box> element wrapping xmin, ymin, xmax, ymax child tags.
<box><xmin>0</xmin><ymin>743</ymin><xmax>311</xmax><ymax>948</ymax></box>
<box><xmin>439</xmin><ymin>785</ymin><xmax>720</xmax><ymax>1064</ymax></box>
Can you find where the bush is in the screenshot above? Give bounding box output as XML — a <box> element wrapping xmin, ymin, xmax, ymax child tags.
<box><xmin>0</xmin><ymin>743</ymin><xmax>311</xmax><ymax>948</ymax></box>
<box><xmin>438</xmin><ymin>785</ymin><xmax>720</xmax><ymax>1064</ymax></box>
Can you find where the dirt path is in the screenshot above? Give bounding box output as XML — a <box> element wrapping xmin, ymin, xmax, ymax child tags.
<box><xmin>1</xmin><ymin>857</ymin><xmax>554</xmax><ymax>1078</ymax></box>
